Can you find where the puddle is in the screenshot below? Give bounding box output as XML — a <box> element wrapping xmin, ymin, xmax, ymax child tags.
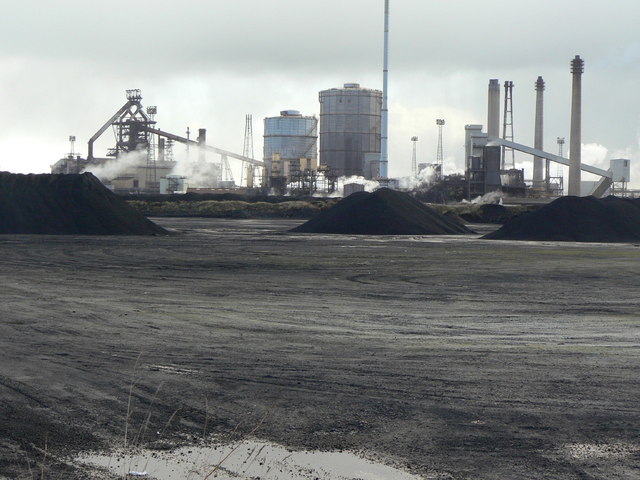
<box><xmin>78</xmin><ymin>439</ymin><xmax>426</xmax><ymax>479</ymax></box>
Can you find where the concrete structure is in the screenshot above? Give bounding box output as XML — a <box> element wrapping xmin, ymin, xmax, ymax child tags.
<box><xmin>364</xmin><ymin>153</ymin><xmax>381</xmax><ymax>179</ymax></box>
<box><xmin>436</xmin><ymin>119</ymin><xmax>445</xmax><ymax>179</ymax></box>
<box><xmin>465</xmin><ymin>125</ymin><xmax>502</xmax><ymax>198</ymax></box>
<box><xmin>263</xmin><ymin>110</ymin><xmax>318</xmax><ymax>183</ymax></box>
<box><xmin>569</xmin><ymin>55</ymin><xmax>584</xmax><ymax>196</ymax></box>
<box><xmin>533</xmin><ymin>76</ymin><xmax>545</xmax><ymax>190</ymax></box>
<box><xmin>51</xmin><ymin>155</ymin><xmax>90</xmax><ymax>174</ymax></box>
<box><xmin>108</xmin><ymin>162</ymin><xmax>175</xmax><ymax>193</ymax></box>
<box><xmin>487</xmin><ymin>79</ymin><xmax>501</xmax><ymax>139</ymax></box>
<box><xmin>319</xmin><ymin>83</ymin><xmax>382</xmax><ymax>178</ymax></box>
<box><xmin>411</xmin><ymin>136</ymin><xmax>418</xmax><ymax>175</ymax></box>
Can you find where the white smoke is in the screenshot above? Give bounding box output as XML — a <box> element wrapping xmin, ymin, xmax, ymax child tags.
<box><xmin>169</xmin><ymin>147</ymin><xmax>224</xmax><ymax>188</ymax></box>
<box><xmin>82</xmin><ymin>149</ymin><xmax>147</xmax><ymax>182</ymax></box>
<box><xmin>312</xmin><ymin>175</ymin><xmax>380</xmax><ymax>198</ymax></box>
<box><xmin>81</xmin><ymin>145</ymin><xmax>227</xmax><ymax>190</ymax></box>
<box><xmin>335</xmin><ymin>175</ymin><xmax>380</xmax><ymax>197</ymax></box>
<box><xmin>398</xmin><ymin>164</ymin><xmax>437</xmax><ymax>190</ymax></box>
<box><xmin>581</xmin><ymin>143</ymin><xmax>609</xmax><ymax>170</ymax></box>
<box><xmin>464</xmin><ymin>190</ymin><xmax>504</xmax><ymax>205</ymax></box>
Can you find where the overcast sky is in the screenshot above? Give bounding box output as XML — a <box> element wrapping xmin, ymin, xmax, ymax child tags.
<box><xmin>1</xmin><ymin>0</ymin><xmax>639</xmax><ymax>186</ymax></box>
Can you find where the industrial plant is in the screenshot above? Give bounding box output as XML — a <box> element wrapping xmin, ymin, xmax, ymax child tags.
<box><xmin>52</xmin><ymin>52</ymin><xmax>633</xmax><ymax>201</ymax></box>
<box><xmin>51</xmin><ymin>0</ymin><xmax>632</xmax><ymax>200</ymax></box>
<box><xmin>51</xmin><ymin>89</ymin><xmax>263</xmax><ymax>195</ymax></box>
<box><xmin>465</xmin><ymin>56</ymin><xmax>632</xmax><ymax>200</ymax></box>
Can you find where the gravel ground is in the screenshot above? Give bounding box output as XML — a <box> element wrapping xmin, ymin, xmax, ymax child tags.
<box><xmin>0</xmin><ymin>217</ymin><xmax>639</xmax><ymax>479</ymax></box>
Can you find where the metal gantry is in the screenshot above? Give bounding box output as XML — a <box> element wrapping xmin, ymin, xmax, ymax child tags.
<box><xmin>241</xmin><ymin>114</ymin><xmax>254</xmax><ymax>186</ymax></box>
<box><xmin>502</xmin><ymin>81</ymin><xmax>515</xmax><ymax>169</ymax></box>
<box><xmin>145</xmin><ymin>106</ymin><xmax>158</xmax><ymax>191</ymax></box>
<box><xmin>88</xmin><ymin>89</ymin><xmax>154</xmax><ymax>161</ymax></box>
<box><xmin>86</xmin><ymin>90</ymin><xmax>263</xmax><ymax>192</ymax></box>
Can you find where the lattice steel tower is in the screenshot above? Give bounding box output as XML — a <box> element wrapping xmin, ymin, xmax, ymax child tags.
<box><xmin>145</xmin><ymin>106</ymin><xmax>158</xmax><ymax>191</ymax></box>
<box><xmin>242</xmin><ymin>114</ymin><xmax>254</xmax><ymax>187</ymax></box>
<box><xmin>502</xmin><ymin>81</ymin><xmax>515</xmax><ymax>169</ymax></box>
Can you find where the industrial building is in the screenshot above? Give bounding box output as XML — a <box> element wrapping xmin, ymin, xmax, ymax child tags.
<box><xmin>53</xmin><ymin>51</ymin><xmax>634</xmax><ymax>199</ymax></box>
<box><xmin>464</xmin><ymin>56</ymin><xmax>631</xmax><ymax>199</ymax></box>
<box><xmin>263</xmin><ymin>110</ymin><xmax>318</xmax><ymax>193</ymax></box>
<box><xmin>53</xmin><ymin>90</ymin><xmax>263</xmax><ymax>194</ymax></box>
<box><xmin>319</xmin><ymin>83</ymin><xmax>382</xmax><ymax>179</ymax></box>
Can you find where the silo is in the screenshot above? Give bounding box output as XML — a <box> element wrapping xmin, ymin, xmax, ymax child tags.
<box><xmin>319</xmin><ymin>83</ymin><xmax>382</xmax><ymax>178</ymax></box>
<box><xmin>263</xmin><ymin>110</ymin><xmax>318</xmax><ymax>180</ymax></box>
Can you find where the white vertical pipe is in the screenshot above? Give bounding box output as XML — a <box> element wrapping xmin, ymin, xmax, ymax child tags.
<box><xmin>380</xmin><ymin>0</ymin><xmax>389</xmax><ymax>180</ymax></box>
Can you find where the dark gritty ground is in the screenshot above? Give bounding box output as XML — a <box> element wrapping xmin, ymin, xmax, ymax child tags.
<box><xmin>0</xmin><ymin>218</ymin><xmax>639</xmax><ymax>479</ymax></box>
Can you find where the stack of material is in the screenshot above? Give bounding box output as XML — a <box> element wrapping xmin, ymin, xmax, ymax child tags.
<box><xmin>0</xmin><ymin>172</ymin><xmax>167</xmax><ymax>235</ymax></box>
<box><xmin>459</xmin><ymin>204</ymin><xmax>513</xmax><ymax>224</ymax></box>
<box><xmin>291</xmin><ymin>188</ymin><xmax>472</xmax><ymax>235</ymax></box>
<box><xmin>483</xmin><ymin>196</ymin><xmax>640</xmax><ymax>242</ymax></box>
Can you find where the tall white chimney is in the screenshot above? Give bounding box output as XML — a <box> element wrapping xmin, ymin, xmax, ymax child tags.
<box><xmin>380</xmin><ymin>0</ymin><xmax>390</xmax><ymax>180</ymax></box>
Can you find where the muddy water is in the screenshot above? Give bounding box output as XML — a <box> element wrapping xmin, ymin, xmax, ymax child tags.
<box><xmin>79</xmin><ymin>439</ymin><xmax>427</xmax><ymax>480</ymax></box>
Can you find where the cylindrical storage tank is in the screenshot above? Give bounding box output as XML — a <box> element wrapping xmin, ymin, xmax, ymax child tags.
<box><xmin>319</xmin><ymin>83</ymin><xmax>382</xmax><ymax>178</ymax></box>
<box><xmin>263</xmin><ymin>111</ymin><xmax>318</xmax><ymax>179</ymax></box>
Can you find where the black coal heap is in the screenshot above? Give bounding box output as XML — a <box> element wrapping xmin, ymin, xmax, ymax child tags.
<box><xmin>0</xmin><ymin>172</ymin><xmax>167</xmax><ymax>235</ymax></box>
<box><xmin>483</xmin><ymin>195</ymin><xmax>640</xmax><ymax>242</ymax></box>
<box><xmin>291</xmin><ymin>188</ymin><xmax>472</xmax><ymax>235</ymax></box>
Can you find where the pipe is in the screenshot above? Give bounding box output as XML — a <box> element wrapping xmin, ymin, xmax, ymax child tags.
<box><xmin>380</xmin><ymin>0</ymin><xmax>389</xmax><ymax>180</ymax></box>
<box><xmin>141</xmin><ymin>125</ymin><xmax>264</xmax><ymax>167</ymax></box>
<box><xmin>568</xmin><ymin>55</ymin><xmax>584</xmax><ymax>196</ymax></box>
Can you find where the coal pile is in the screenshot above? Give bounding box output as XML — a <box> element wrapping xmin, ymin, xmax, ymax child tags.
<box><xmin>483</xmin><ymin>195</ymin><xmax>640</xmax><ymax>242</ymax></box>
<box><xmin>0</xmin><ymin>172</ymin><xmax>167</xmax><ymax>235</ymax></box>
<box><xmin>460</xmin><ymin>203</ymin><xmax>513</xmax><ymax>224</ymax></box>
<box><xmin>291</xmin><ymin>188</ymin><xmax>473</xmax><ymax>235</ymax></box>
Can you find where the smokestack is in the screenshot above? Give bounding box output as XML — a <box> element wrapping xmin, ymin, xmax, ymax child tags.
<box><xmin>487</xmin><ymin>79</ymin><xmax>500</xmax><ymax>138</ymax></box>
<box><xmin>197</xmin><ymin>128</ymin><xmax>206</xmax><ymax>163</ymax></box>
<box><xmin>380</xmin><ymin>0</ymin><xmax>390</xmax><ymax>180</ymax></box>
<box><xmin>568</xmin><ymin>55</ymin><xmax>584</xmax><ymax>196</ymax></box>
<box><xmin>533</xmin><ymin>76</ymin><xmax>545</xmax><ymax>189</ymax></box>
